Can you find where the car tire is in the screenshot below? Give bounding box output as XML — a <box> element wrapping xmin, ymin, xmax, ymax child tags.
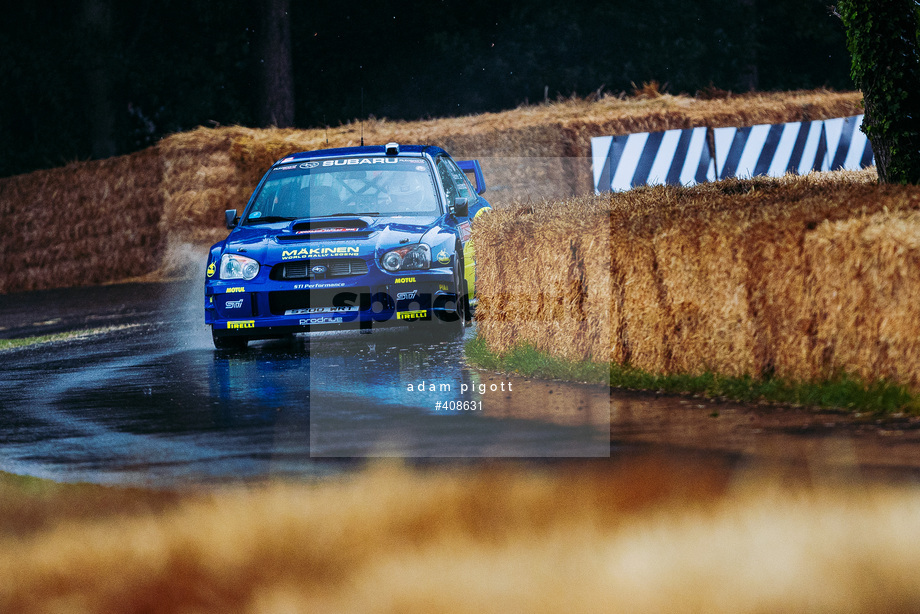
<box><xmin>457</xmin><ymin>271</ymin><xmax>469</xmax><ymax>329</ymax></box>
<box><xmin>462</xmin><ymin>276</ymin><xmax>472</xmax><ymax>323</ymax></box>
<box><xmin>436</xmin><ymin>252</ymin><xmax>467</xmax><ymax>332</ymax></box>
<box><xmin>212</xmin><ymin>329</ymin><xmax>249</xmax><ymax>351</ymax></box>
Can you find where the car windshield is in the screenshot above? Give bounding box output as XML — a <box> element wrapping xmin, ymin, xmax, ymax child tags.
<box><xmin>243</xmin><ymin>157</ymin><xmax>440</xmax><ymax>224</ymax></box>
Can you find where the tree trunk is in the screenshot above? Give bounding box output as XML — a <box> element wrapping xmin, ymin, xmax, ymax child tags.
<box><xmin>862</xmin><ymin>97</ymin><xmax>895</xmax><ymax>182</ymax></box>
<box><xmin>82</xmin><ymin>0</ymin><xmax>117</xmax><ymax>159</ymax></box>
<box><xmin>255</xmin><ymin>0</ymin><xmax>295</xmax><ymax>128</ymax></box>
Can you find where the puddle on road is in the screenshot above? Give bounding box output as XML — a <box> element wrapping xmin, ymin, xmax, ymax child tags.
<box><xmin>476</xmin><ymin>373</ymin><xmax>609</xmax><ymax>429</ymax></box>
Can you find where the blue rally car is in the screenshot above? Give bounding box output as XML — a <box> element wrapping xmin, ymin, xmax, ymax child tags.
<box><xmin>204</xmin><ymin>143</ymin><xmax>491</xmax><ymax>349</ymax></box>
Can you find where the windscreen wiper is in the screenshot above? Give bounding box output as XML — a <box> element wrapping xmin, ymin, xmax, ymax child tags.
<box><xmin>330</xmin><ymin>212</ymin><xmax>379</xmax><ymax>216</ymax></box>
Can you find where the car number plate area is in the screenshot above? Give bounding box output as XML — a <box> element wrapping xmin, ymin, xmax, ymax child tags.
<box><xmin>284</xmin><ymin>306</ymin><xmax>360</xmax><ymax>316</ymax></box>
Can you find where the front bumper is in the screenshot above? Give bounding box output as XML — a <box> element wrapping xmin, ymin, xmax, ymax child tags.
<box><xmin>205</xmin><ymin>267</ymin><xmax>460</xmax><ymax>337</ymax></box>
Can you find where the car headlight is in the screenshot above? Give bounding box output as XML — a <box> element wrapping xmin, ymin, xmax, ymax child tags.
<box><xmin>220</xmin><ymin>253</ymin><xmax>260</xmax><ymax>280</ymax></box>
<box><xmin>380</xmin><ymin>244</ymin><xmax>430</xmax><ymax>272</ymax></box>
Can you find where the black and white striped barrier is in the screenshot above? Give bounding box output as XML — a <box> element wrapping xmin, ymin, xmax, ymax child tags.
<box><xmin>712</xmin><ymin>120</ymin><xmax>826</xmax><ymax>179</ymax></box>
<box><xmin>592</xmin><ymin>115</ymin><xmax>874</xmax><ymax>193</ymax></box>
<box><xmin>591</xmin><ymin>127</ymin><xmax>715</xmax><ymax>193</ymax></box>
<box><xmin>824</xmin><ymin>115</ymin><xmax>875</xmax><ymax>172</ymax></box>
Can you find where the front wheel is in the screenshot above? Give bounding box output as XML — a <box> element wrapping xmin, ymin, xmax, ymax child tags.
<box><xmin>212</xmin><ymin>329</ymin><xmax>249</xmax><ymax>351</ymax></box>
<box><xmin>436</xmin><ymin>256</ymin><xmax>468</xmax><ymax>333</ymax></box>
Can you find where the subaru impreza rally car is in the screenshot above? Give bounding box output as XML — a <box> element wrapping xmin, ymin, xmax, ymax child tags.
<box><xmin>204</xmin><ymin>143</ymin><xmax>490</xmax><ymax>349</ymax></box>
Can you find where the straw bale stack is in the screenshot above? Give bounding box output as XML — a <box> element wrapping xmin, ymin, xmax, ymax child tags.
<box><xmin>0</xmin><ymin>89</ymin><xmax>869</xmax><ymax>294</ymax></box>
<box><xmin>163</xmin><ymin>89</ymin><xmax>863</xmax><ymax>225</ymax></box>
<box><xmin>476</xmin><ymin>170</ymin><xmax>920</xmax><ymax>389</ymax></box>
<box><xmin>158</xmin><ymin>128</ymin><xmax>252</xmax><ymax>248</ymax></box>
<box><xmin>0</xmin><ymin>149</ymin><xmax>163</xmax><ymax>294</ymax></box>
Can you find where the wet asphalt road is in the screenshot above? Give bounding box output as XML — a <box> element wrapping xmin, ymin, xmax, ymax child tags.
<box><xmin>0</xmin><ymin>281</ymin><xmax>610</xmax><ymax>485</ymax></box>
<box><xmin>8</xmin><ymin>281</ymin><xmax>920</xmax><ymax>487</ymax></box>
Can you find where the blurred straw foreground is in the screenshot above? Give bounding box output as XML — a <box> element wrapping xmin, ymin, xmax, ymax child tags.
<box><xmin>3</xmin><ymin>459</ymin><xmax>920</xmax><ymax>613</ymax></box>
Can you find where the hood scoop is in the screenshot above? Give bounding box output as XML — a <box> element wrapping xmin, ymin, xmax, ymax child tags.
<box><xmin>278</xmin><ymin>218</ymin><xmax>372</xmax><ymax>241</ymax></box>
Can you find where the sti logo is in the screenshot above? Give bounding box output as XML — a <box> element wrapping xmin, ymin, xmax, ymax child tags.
<box><xmin>282</xmin><ymin>246</ymin><xmax>360</xmax><ymax>260</ymax></box>
<box><xmin>225</xmin><ymin>299</ymin><xmax>244</xmax><ymax>309</ymax></box>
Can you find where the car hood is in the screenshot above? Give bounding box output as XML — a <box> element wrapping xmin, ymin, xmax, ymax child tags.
<box><xmin>222</xmin><ymin>215</ymin><xmax>442</xmax><ymax>263</ymax></box>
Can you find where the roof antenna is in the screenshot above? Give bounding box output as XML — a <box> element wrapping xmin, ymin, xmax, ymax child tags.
<box><xmin>324</xmin><ymin>114</ymin><xmax>328</xmax><ymax>145</ymax></box>
<box><xmin>360</xmin><ymin>87</ymin><xmax>365</xmax><ymax>146</ymax></box>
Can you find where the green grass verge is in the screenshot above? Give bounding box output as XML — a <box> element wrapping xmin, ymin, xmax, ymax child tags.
<box><xmin>0</xmin><ymin>327</ymin><xmax>123</xmax><ymax>352</ymax></box>
<box><xmin>0</xmin><ymin>471</ymin><xmax>56</xmax><ymax>493</ymax></box>
<box><xmin>465</xmin><ymin>336</ymin><xmax>920</xmax><ymax>415</ymax></box>
<box><xmin>465</xmin><ymin>336</ymin><xmax>610</xmax><ymax>384</ymax></box>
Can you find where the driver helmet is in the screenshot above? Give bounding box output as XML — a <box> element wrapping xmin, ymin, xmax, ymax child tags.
<box><xmin>384</xmin><ymin>171</ymin><xmax>426</xmax><ymax>209</ymax></box>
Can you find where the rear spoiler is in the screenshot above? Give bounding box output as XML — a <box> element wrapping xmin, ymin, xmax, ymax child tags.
<box><xmin>457</xmin><ymin>160</ymin><xmax>486</xmax><ymax>195</ymax></box>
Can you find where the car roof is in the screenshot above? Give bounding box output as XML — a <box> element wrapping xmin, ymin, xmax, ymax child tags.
<box><xmin>274</xmin><ymin>144</ymin><xmax>447</xmax><ymax>166</ymax></box>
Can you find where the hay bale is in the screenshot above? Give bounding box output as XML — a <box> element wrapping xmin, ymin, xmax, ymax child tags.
<box><xmin>807</xmin><ymin>208</ymin><xmax>920</xmax><ymax>386</ymax></box>
<box><xmin>476</xmin><ymin>196</ymin><xmax>612</xmax><ymax>362</ymax></box>
<box><xmin>580</xmin><ymin>221</ymin><xmax>613</xmax><ymax>361</ymax></box>
<box><xmin>652</xmin><ymin>219</ymin><xmax>757</xmax><ymax>377</ymax></box>
<box><xmin>0</xmin><ymin>148</ymin><xmax>164</xmax><ymax>293</ymax></box>
<box><xmin>610</xmin><ymin>213</ymin><xmax>674</xmax><ymax>373</ymax></box>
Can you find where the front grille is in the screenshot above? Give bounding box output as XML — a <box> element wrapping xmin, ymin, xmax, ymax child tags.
<box><xmin>271</xmin><ymin>258</ymin><xmax>369</xmax><ymax>280</ymax></box>
<box><xmin>269</xmin><ymin>287</ymin><xmax>372</xmax><ymax>315</ymax></box>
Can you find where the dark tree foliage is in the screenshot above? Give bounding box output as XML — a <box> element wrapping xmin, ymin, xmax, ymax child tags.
<box><xmin>0</xmin><ymin>0</ymin><xmax>852</xmax><ymax>178</ymax></box>
<box><xmin>837</xmin><ymin>0</ymin><xmax>920</xmax><ymax>184</ymax></box>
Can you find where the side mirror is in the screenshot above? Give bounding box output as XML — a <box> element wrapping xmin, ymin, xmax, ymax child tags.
<box><xmin>225</xmin><ymin>209</ymin><xmax>239</xmax><ymax>229</ymax></box>
<box><xmin>452</xmin><ymin>197</ymin><xmax>469</xmax><ymax>217</ymax></box>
